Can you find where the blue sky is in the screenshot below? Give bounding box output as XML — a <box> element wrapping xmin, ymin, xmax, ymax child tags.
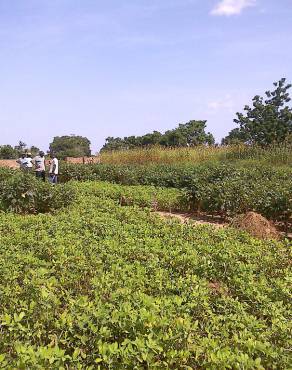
<box><xmin>0</xmin><ymin>0</ymin><xmax>291</xmax><ymax>152</ymax></box>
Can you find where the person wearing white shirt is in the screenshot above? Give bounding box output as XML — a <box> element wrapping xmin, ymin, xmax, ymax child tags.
<box><xmin>16</xmin><ymin>153</ymin><xmax>33</xmax><ymax>171</ymax></box>
<box><xmin>49</xmin><ymin>153</ymin><xmax>59</xmax><ymax>184</ymax></box>
<box><xmin>26</xmin><ymin>153</ymin><xmax>33</xmax><ymax>170</ymax></box>
<box><xmin>16</xmin><ymin>153</ymin><xmax>28</xmax><ymax>169</ymax></box>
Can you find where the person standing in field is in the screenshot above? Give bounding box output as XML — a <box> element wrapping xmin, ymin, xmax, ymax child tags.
<box><xmin>49</xmin><ymin>153</ymin><xmax>59</xmax><ymax>184</ymax></box>
<box><xmin>25</xmin><ymin>153</ymin><xmax>33</xmax><ymax>172</ymax></box>
<box><xmin>16</xmin><ymin>152</ymin><xmax>33</xmax><ymax>172</ymax></box>
<box><xmin>33</xmin><ymin>151</ymin><xmax>46</xmax><ymax>181</ymax></box>
<box><xmin>16</xmin><ymin>153</ymin><xmax>28</xmax><ymax>170</ymax></box>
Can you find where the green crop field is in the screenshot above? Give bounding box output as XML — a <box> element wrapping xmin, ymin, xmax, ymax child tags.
<box><xmin>0</xmin><ymin>172</ymin><xmax>291</xmax><ymax>369</ymax></box>
<box><xmin>1</xmin><ymin>3</ymin><xmax>292</xmax><ymax>367</ymax></box>
<box><xmin>59</xmin><ymin>162</ymin><xmax>292</xmax><ymax>231</ymax></box>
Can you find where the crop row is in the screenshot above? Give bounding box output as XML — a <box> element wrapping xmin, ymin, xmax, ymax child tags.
<box><xmin>0</xmin><ymin>171</ymin><xmax>75</xmax><ymax>214</ymax></box>
<box><xmin>1</xmin><ymin>163</ymin><xmax>291</xmax><ymax>224</ymax></box>
<box><xmin>77</xmin><ymin>181</ymin><xmax>187</xmax><ymax>212</ymax></box>
<box><xmin>0</xmin><ymin>183</ymin><xmax>291</xmax><ymax>368</ymax></box>
<box><xmin>59</xmin><ymin>163</ymin><xmax>292</xmax><ymax>225</ymax></box>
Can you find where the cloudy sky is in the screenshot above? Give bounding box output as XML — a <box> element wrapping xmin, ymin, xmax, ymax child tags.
<box><xmin>0</xmin><ymin>0</ymin><xmax>291</xmax><ymax>151</ymax></box>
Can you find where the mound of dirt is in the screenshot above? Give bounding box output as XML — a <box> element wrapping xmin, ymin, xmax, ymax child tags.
<box><xmin>231</xmin><ymin>212</ymin><xmax>280</xmax><ymax>240</ymax></box>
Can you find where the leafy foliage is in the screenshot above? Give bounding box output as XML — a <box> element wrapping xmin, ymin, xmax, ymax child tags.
<box><xmin>60</xmin><ymin>163</ymin><xmax>292</xmax><ymax>225</ymax></box>
<box><xmin>221</xmin><ymin>128</ymin><xmax>247</xmax><ymax>145</ymax></box>
<box><xmin>78</xmin><ymin>181</ymin><xmax>188</xmax><ymax>212</ymax></box>
<box><xmin>49</xmin><ymin>135</ymin><xmax>91</xmax><ymax>159</ymax></box>
<box><xmin>223</xmin><ymin>78</ymin><xmax>292</xmax><ymax>145</ymax></box>
<box><xmin>0</xmin><ymin>167</ymin><xmax>15</xmax><ymax>182</ymax></box>
<box><xmin>101</xmin><ymin>121</ymin><xmax>214</xmax><ymax>151</ymax></box>
<box><xmin>0</xmin><ymin>145</ymin><xmax>18</xmax><ymax>159</ymax></box>
<box><xmin>0</xmin><ymin>183</ymin><xmax>291</xmax><ymax>368</ymax></box>
<box><xmin>14</xmin><ymin>141</ymin><xmax>40</xmax><ymax>157</ymax></box>
<box><xmin>0</xmin><ymin>142</ymin><xmax>40</xmax><ymax>159</ymax></box>
<box><xmin>0</xmin><ymin>172</ymin><xmax>76</xmax><ymax>214</ymax></box>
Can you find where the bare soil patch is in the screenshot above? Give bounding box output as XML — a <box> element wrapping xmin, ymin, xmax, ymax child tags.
<box><xmin>155</xmin><ymin>210</ymin><xmax>289</xmax><ymax>240</ymax></box>
<box><xmin>155</xmin><ymin>211</ymin><xmax>226</xmax><ymax>229</ymax></box>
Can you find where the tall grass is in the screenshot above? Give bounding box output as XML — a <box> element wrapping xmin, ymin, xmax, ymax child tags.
<box><xmin>100</xmin><ymin>146</ymin><xmax>232</xmax><ymax>165</ymax></box>
<box><xmin>100</xmin><ymin>144</ymin><xmax>292</xmax><ymax>166</ymax></box>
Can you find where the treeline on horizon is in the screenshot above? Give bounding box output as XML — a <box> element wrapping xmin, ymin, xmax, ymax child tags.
<box><xmin>0</xmin><ymin>136</ymin><xmax>91</xmax><ymax>161</ymax></box>
<box><xmin>101</xmin><ymin>78</ymin><xmax>292</xmax><ymax>151</ymax></box>
<box><xmin>1</xmin><ymin>78</ymin><xmax>291</xmax><ymax>160</ymax></box>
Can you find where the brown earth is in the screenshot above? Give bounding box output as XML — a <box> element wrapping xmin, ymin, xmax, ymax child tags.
<box><xmin>0</xmin><ymin>160</ymin><xmax>19</xmax><ymax>169</ymax></box>
<box><xmin>230</xmin><ymin>211</ymin><xmax>280</xmax><ymax>240</ymax></box>
<box><xmin>0</xmin><ymin>156</ymin><xmax>100</xmax><ymax>169</ymax></box>
<box><xmin>65</xmin><ymin>156</ymin><xmax>100</xmax><ymax>164</ymax></box>
<box><xmin>155</xmin><ymin>211</ymin><xmax>285</xmax><ymax>240</ymax></box>
<box><xmin>155</xmin><ymin>211</ymin><xmax>226</xmax><ymax>229</ymax></box>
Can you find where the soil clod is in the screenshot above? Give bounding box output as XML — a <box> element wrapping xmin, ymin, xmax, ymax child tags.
<box><xmin>231</xmin><ymin>211</ymin><xmax>280</xmax><ymax>240</ymax></box>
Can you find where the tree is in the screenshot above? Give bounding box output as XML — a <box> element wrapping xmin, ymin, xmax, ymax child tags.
<box><xmin>0</xmin><ymin>141</ymin><xmax>42</xmax><ymax>158</ymax></box>
<box><xmin>140</xmin><ymin>131</ymin><xmax>162</xmax><ymax>146</ymax></box>
<box><xmin>124</xmin><ymin>136</ymin><xmax>140</xmax><ymax>149</ymax></box>
<box><xmin>49</xmin><ymin>135</ymin><xmax>91</xmax><ymax>159</ymax></box>
<box><xmin>160</xmin><ymin>121</ymin><xmax>214</xmax><ymax>147</ymax></box>
<box><xmin>221</xmin><ymin>128</ymin><xmax>248</xmax><ymax>145</ymax></box>
<box><xmin>223</xmin><ymin>78</ymin><xmax>292</xmax><ymax>146</ymax></box>
<box><xmin>101</xmin><ymin>137</ymin><xmax>127</xmax><ymax>151</ymax></box>
<box><xmin>14</xmin><ymin>141</ymin><xmax>27</xmax><ymax>156</ymax></box>
<box><xmin>30</xmin><ymin>146</ymin><xmax>40</xmax><ymax>156</ymax></box>
<box><xmin>179</xmin><ymin>120</ymin><xmax>215</xmax><ymax>146</ymax></box>
<box><xmin>101</xmin><ymin>121</ymin><xmax>214</xmax><ymax>151</ymax></box>
<box><xmin>0</xmin><ymin>145</ymin><xmax>18</xmax><ymax>159</ymax></box>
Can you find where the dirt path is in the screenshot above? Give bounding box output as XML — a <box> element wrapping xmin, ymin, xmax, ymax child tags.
<box><xmin>155</xmin><ymin>211</ymin><xmax>227</xmax><ymax>229</ymax></box>
<box><xmin>155</xmin><ymin>211</ymin><xmax>291</xmax><ymax>239</ymax></box>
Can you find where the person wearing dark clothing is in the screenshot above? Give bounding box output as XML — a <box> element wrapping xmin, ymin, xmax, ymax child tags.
<box><xmin>33</xmin><ymin>151</ymin><xmax>46</xmax><ymax>181</ymax></box>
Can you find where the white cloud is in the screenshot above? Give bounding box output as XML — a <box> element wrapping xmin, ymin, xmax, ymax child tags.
<box><xmin>208</xmin><ymin>94</ymin><xmax>234</xmax><ymax>113</ymax></box>
<box><xmin>211</xmin><ymin>0</ymin><xmax>256</xmax><ymax>16</ymax></box>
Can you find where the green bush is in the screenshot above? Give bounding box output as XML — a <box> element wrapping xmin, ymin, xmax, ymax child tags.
<box><xmin>0</xmin><ymin>172</ymin><xmax>76</xmax><ymax>214</ymax></box>
<box><xmin>76</xmin><ymin>181</ymin><xmax>188</xmax><ymax>212</ymax></box>
<box><xmin>0</xmin><ymin>167</ymin><xmax>15</xmax><ymax>182</ymax></box>
<box><xmin>60</xmin><ymin>163</ymin><xmax>292</xmax><ymax>225</ymax></box>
